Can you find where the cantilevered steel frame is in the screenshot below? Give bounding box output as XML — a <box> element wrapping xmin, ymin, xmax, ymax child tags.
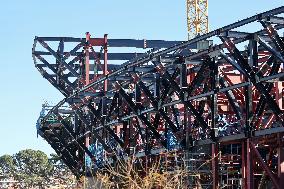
<box><xmin>34</xmin><ymin>6</ymin><xmax>284</xmax><ymax>188</ymax></box>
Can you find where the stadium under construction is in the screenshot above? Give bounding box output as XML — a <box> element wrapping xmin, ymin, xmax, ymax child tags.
<box><xmin>34</xmin><ymin>6</ymin><xmax>284</xmax><ymax>189</ymax></box>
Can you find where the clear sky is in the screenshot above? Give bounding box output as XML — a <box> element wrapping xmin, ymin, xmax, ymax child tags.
<box><xmin>0</xmin><ymin>0</ymin><xmax>283</xmax><ymax>156</ymax></box>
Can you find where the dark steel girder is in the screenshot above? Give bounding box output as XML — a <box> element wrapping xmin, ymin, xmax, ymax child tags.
<box><xmin>106</xmin><ymin>93</ymin><xmax>119</xmax><ymax>122</ymax></box>
<box><xmin>45</xmin><ymin>127</ymin><xmax>80</xmax><ymax>162</ymax></box>
<box><xmin>43</xmin><ymin>135</ymin><xmax>80</xmax><ymax>177</ymax></box>
<box><xmin>250</xmin><ymin>141</ymin><xmax>280</xmax><ymax>189</ymax></box>
<box><xmin>36</xmin><ymin>54</ymin><xmax>76</xmax><ymax>90</ymax></box>
<box><xmin>37</xmin><ymin>39</ymin><xmax>80</xmax><ymax>77</ymax></box>
<box><xmin>158</xmin><ymin>67</ymin><xmax>209</xmax><ymax>131</ymax></box>
<box><xmin>86</xmin><ymin>102</ymin><xmax>125</xmax><ymax>147</ymax></box>
<box><xmin>260</xmin><ymin>21</ymin><xmax>284</xmax><ymax>52</ymax></box>
<box><xmin>37</xmin><ymin>66</ymin><xmax>70</xmax><ymax>96</ymax></box>
<box><xmin>53</xmin><ymin>113</ymin><xmax>96</xmax><ymax>160</ymax></box>
<box><xmin>136</xmin><ymin>79</ymin><xmax>179</xmax><ymax>132</ymax></box>
<box><xmin>209</xmin><ymin>58</ymin><xmax>219</xmax><ymax>139</ymax></box>
<box><xmin>253</xmin><ymin>57</ymin><xmax>281</xmax><ymax>124</ymax></box>
<box><xmin>74</xmin><ymin>109</ymin><xmax>112</xmax><ymax>152</ymax></box>
<box><xmin>219</xmin><ymin>77</ymin><xmax>243</xmax><ymax>121</ymax></box>
<box><xmin>116</xmin><ymin>84</ymin><xmax>167</xmax><ymax>148</ymax></box>
<box><xmin>187</xmin><ymin>59</ymin><xmax>210</xmax><ymax>96</ymax></box>
<box><xmin>221</xmin><ymin>36</ymin><xmax>284</xmax><ymax>124</ymax></box>
<box><xmin>258</xmin><ymin>36</ymin><xmax>284</xmax><ymax>63</ymax></box>
<box><xmin>159</xmin><ymin>68</ymin><xmax>180</xmax><ymax>106</ymax></box>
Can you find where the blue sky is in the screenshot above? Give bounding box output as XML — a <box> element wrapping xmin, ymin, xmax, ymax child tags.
<box><xmin>0</xmin><ymin>0</ymin><xmax>283</xmax><ymax>156</ymax></box>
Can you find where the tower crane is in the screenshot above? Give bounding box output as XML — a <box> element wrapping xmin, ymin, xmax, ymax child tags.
<box><xmin>186</xmin><ymin>0</ymin><xmax>209</xmax><ymax>39</ymax></box>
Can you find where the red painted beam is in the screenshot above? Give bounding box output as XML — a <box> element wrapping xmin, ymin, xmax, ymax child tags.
<box><xmin>250</xmin><ymin>141</ymin><xmax>280</xmax><ymax>189</ymax></box>
<box><xmin>246</xmin><ymin>139</ymin><xmax>254</xmax><ymax>189</ymax></box>
<box><xmin>89</xmin><ymin>38</ymin><xmax>105</xmax><ymax>46</ymax></box>
<box><xmin>278</xmin><ymin>134</ymin><xmax>284</xmax><ymax>188</ymax></box>
<box><xmin>104</xmin><ymin>34</ymin><xmax>108</xmax><ymax>92</ymax></box>
<box><xmin>85</xmin><ymin>32</ymin><xmax>90</xmax><ymax>85</ymax></box>
<box><xmin>242</xmin><ymin>141</ymin><xmax>246</xmax><ymax>188</ymax></box>
<box><xmin>212</xmin><ymin>143</ymin><xmax>219</xmax><ymax>189</ymax></box>
<box><xmin>85</xmin><ymin>32</ymin><xmax>91</xmax><ymax>150</ymax></box>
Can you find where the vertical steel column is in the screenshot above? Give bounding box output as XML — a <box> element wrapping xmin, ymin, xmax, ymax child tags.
<box><xmin>210</xmin><ymin>58</ymin><xmax>218</xmax><ymax>139</ymax></box>
<box><xmin>57</xmin><ymin>39</ymin><xmax>64</xmax><ymax>85</ymax></box>
<box><xmin>154</xmin><ymin>73</ymin><xmax>160</xmax><ymax>98</ymax></box>
<box><xmin>249</xmin><ymin>38</ymin><xmax>258</xmax><ymax>69</ymax></box>
<box><xmin>242</xmin><ymin>141</ymin><xmax>246</xmax><ymax>188</ymax></box>
<box><xmin>135</xmin><ymin>84</ymin><xmax>141</xmax><ymax>150</ymax></box>
<box><xmin>180</xmin><ymin>63</ymin><xmax>189</xmax><ymax>148</ymax></box>
<box><xmin>85</xmin><ymin>32</ymin><xmax>91</xmax><ymax>85</ymax></box>
<box><xmin>245</xmin><ymin>39</ymin><xmax>256</xmax><ymax>137</ymax></box>
<box><xmin>248</xmin><ymin>38</ymin><xmax>258</xmax><ymax>131</ymax></box>
<box><xmin>180</xmin><ymin>63</ymin><xmax>191</xmax><ymax>187</ymax></box>
<box><xmin>102</xmin><ymin>35</ymin><xmax>108</xmax><ymax>149</ymax></box>
<box><xmin>135</xmin><ymin>84</ymin><xmax>142</xmax><ymax>109</ymax></box>
<box><xmin>250</xmin><ymin>141</ymin><xmax>280</xmax><ymax>189</ymax></box>
<box><xmin>101</xmin><ymin>97</ymin><xmax>107</xmax><ymax>143</ymax></box>
<box><xmin>246</xmin><ymin>139</ymin><xmax>253</xmax><ymax>189</ymax></box>
<box><xmin>85</xmin><ymin>32</ymin><xmax>91</xmax><ymax>151</ymax></box>
<box><xmin>104</xmin><ymin>34</ymin><xmax>108</xmax><ymax>92</ymax></box>
<box><xmin>164</xmin><ymin>106</ymin><xmax>168</xmax><ymax>149</ymax></box>
<box><xmin>123</xmin><ymin>121</ymin><xmax>129</xmax><ymax>150</ymax></box>
<box><xmin>278</xmin><ymin>135</ymin><xmax>284</xmax><ymax>188</ymax></box>
<box><xmin>145</xmin><ymin>114</ymin><xmax>150</xmax><ymax>155</ymax></box>
<box><xmin>210</xmin><ymin>58</ymin><xmax>219</xmax><ymax>189</ymax></box>
<box><xmin>212</xmin><ymin>144</ymin><xmax>219</xmax><ymax>189</ymax></box>
<box><xmin>276</xmin><ymin>82</ymin><xmax>280</xmax><ymax>108</ymax></box>
<box><xmin>181</xmin><ymin>62</ymin><xmax>189</xmax><ymax>150</ymax></box>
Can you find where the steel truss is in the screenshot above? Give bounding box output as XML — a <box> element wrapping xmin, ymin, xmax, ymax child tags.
<box><xmin>34</xmin><ymin>6</ymin><xmax>284</xmax><ymax>188</ymax></box>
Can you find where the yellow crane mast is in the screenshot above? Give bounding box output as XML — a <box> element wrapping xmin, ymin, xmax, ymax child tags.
<box><xmin>186</xmin><ymin>0</ymin><xmax>209</xmax><ymax>40</ymax></box>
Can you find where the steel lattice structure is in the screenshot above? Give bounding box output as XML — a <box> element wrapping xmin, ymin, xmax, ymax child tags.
<box><xmin>34</xmin><ymin>7</ymin><xmax>284</xmax><ymax>189</ymax></box>
<box><xmin>187</xmin><ymin>0</ymin><xmax>209</xmax><ymax>39</ymax></box>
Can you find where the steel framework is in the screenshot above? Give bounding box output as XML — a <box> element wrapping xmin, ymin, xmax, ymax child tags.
<box><xmin>34</xmin><ymin>6</ymin><xmax>284</xmax><ymax>189</ymax></box>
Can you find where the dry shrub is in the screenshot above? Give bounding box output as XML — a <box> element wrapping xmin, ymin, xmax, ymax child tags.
<box><xmin>84</xmin><ymin>152</ymin><xmax>200</xmax><ymax>189</ymax></box>
<box><xmin>82</xmin><ymin>149</ymin><xmax>221</xmax><ymax>189</ymax></box>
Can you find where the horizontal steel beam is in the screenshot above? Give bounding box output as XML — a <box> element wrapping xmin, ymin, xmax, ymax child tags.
<box><xmin>195</xmin><ymin>127</ymin><xmax>284</xmax><ymax>146</ymax></box>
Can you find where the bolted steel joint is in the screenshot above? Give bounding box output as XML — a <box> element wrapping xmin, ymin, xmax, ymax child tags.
<box><xmin>155</xmin><ymin>64</ymin><xmax>165</xmax><ymax>74</ymax></box>
<box><xmin>131</xmin><ymin>73</ymin><xmax>140</xmax><ymax>83</ymax></box>
<box><xmin>113</xmin><ymin>81</ymin><xmax>121</xmax><ymax>91</ymax></box>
